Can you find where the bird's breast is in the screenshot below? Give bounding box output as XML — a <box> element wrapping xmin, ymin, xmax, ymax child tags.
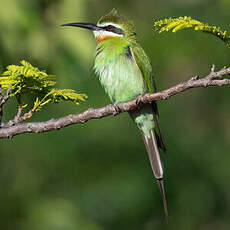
<box><xmin>94</xmin><ymin>45</ymin><xmax>146</xmax><ymax>102</ymax></box>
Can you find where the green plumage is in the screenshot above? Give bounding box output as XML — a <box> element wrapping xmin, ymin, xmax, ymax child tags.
<box><xmin>62</xmin><ymin>9</ymin><xmax>168</xmax><ymax>220</ymax></box>
<box><xmin>93</xmin><ymin>10</ymin><xmax>168</xmax><ymax>218</ymax></box>
<box><xmin>94</xmin><ymin>36</ymin><xmax>156</xmax><ymax>138</ymax></box>
<box><xmin>94</xmin><ymin>38</ymin><xmax>146</xmax><ymax>103</ymax></box>
<box><xmin>94</xmin><ymin>10</ymin><xmax>157</xmax><ymax>139</ymax></box>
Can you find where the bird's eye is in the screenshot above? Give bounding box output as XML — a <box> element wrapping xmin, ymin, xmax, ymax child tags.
<box><xmin>107</xmin><ymin>25</ymin><xmax>114</xmax><ymax>31</ymax></box>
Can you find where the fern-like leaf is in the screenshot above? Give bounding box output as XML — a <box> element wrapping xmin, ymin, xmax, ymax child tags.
<box><xmin>0</xmin><ymin>60</ymin><xmax>56</xmax><ymax>96</ymax></box>
<box><xmin>32</xmin><ymin>89</ymin><xmax>87</xmax><ymax>112</ymax></box>
<box><xmin>0</xmin><ymin>60</ymin><xmax>87</xmax><ymax>120</ymax></box>
<box><xmin>153</xmin><ymin>16</ymin><xmax>230</xmax><ymax>48</ymax></box>
<box><xmin>46</xmin><ymin>89</ymin><xmax>87</xmax><ymax>105</ymax></box>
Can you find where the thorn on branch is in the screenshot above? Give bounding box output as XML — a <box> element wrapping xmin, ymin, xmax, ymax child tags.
<box><xmin>211</xmin><ymin>64</ymin><xmax>215</xmax><ymax>73</ymax></box>
<box><xmin>190</xmin><ymin>75</ymin><xmax>200</xmax><ymax>81</ymax></box>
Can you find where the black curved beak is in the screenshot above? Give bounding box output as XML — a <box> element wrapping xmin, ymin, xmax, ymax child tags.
<box><xmin>61</xmin><ymin>22</ymin><xmax>101</xmax><ymax>31</ymax></box>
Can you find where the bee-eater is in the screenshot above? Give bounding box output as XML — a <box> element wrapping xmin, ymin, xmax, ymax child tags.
<box><xmin>62</xmin><ymin>9</ymin><xmax>168</xmax><ymax>220</ymax></box>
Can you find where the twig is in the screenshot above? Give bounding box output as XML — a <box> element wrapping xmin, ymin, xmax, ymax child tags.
<box><xmin>1</xmin><ymin>107</ymin><xmax>34</xmax><ymax>129</ymax></box>
<box><xmin>0</xmin><ymin>87</ymin><xmax>2</xmax><ymax>124</ymax></box>
<box><xmin>0</xmin><ymin>86</ymin><xmax>12</xmax><ymax>106</ymax></box>
<box><xmin>0</xmin><ymin>86</ymin><xmax>12</xmax><ymax>125</ymax></box>
<box><xmin>0</xmin><ymin>66</ymin><xmax>229</xmax><ymax>139</ymax></box>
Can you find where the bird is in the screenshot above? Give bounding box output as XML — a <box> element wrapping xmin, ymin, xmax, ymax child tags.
<box><xmin>62</xmin><ymin>9</ymin><xmax>168</xmax><ymax>221</ymax></box>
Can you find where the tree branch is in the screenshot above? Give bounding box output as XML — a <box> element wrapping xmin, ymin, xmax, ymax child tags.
<box><xmin>0</xmin><ymin>66</ymin><xmax>229</xmax><ymax>139</ymax></box>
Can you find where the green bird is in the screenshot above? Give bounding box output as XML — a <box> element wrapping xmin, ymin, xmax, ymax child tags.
<box><xmin>62</xmin><ymin>9</ymin><xmax>168</xmax><ymax>220</ymax></box>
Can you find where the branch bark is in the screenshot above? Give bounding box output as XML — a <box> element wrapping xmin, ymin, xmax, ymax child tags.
<box><xmin>0</xmin><ymin>66</ymin><xmax>229</xmax><ymax>139</ymax></box>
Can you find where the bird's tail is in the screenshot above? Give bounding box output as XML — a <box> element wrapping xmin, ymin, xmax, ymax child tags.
<box><xmin>129</xmin><ymin>104</ymin><xmax>168</xmax><ymax>221</ymax></box>
<box><xmin>141</xmin><ymin>130</ymin><xmax>168</xmax><ymax>222</ymax></box>
<box><xmin>141</xmin><ymin>130</ymin><xmax>163</xmax><ymax>179</ymax></box>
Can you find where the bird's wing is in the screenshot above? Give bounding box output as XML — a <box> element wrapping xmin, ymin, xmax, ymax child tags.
<box><xmin>130</xmin><ymin>44</ymin><xmax>155</xmax><ymax>93</ymax></box>
<box><xmin>130</xmin><ymin>44</ymin><xmax>166</xmax><ymax>152</ymax></box>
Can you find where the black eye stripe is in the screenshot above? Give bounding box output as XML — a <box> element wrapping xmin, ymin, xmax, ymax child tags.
<box><xmin>102</xmin><ymin>25</ymin><xmax>124</xmax><ymax>35</ymax></box>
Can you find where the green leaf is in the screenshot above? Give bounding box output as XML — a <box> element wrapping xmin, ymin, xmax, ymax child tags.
<box><xmin>32</xmin><ymin>89</ymin><xmax>87</xmax><ymax>112</ymax></box>
<box><xmin>0</xmin><ymin>60</ymin><xmax>56</xmax><ymax>96</ymax></box>
<box><xmin>47</xmin><ymin>89</ymin><xmax>87</xmax><ymax>105</ymax></box>
<box><xmin>0</xmin><ymin>60</ymin><xmax>87</xmax><ymax>119</ymax></box>
<box><xmin>153</xmin><ymin>16</ymin><xmax>230</xmax><ymax>48</ymax></box>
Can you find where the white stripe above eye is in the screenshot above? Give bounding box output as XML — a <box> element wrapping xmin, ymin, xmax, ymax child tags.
<box><xmin>97</xmin><ymin>22</ymin><xmax>123</xmax><ymax>29</ymax></box>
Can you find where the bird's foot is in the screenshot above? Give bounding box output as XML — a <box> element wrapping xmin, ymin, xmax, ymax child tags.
<box><xmin>135</xmin><ymin>95</ymin><xmax>142</xmax><ymax>109</ymax></box>
<box><xmin>112</xmin><ymin>102</ymin><xmax>121</xmax><ymax>116</ymax></box>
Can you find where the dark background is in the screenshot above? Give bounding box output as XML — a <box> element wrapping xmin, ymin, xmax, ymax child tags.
<box><xmin>0</xmin><ymin>0</ymin><xmax>230</xmax><ymax>229</ymax></box>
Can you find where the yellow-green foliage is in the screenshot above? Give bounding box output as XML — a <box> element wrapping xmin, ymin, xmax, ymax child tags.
<box><xmin>153</xmin><ymin>16</ymin><xmax>230</xmax><ymax>48</ymax></box>
<box><xmin>33</xmin><ymin>89</ymin><xmax>87</xmax><ymax>112</ymax></box>
<box><xmin>0</xmin><ymin>60</ymin><xmax>87</xmax><ymax>112</ymax></box>
<box><xmin>0</xmin><ymin>60</ymin><xmax>56</xmax><ymax>95</ymax></box>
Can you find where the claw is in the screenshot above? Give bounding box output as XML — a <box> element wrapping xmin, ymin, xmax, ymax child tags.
<box><xmin>113</xmin><ymin>103</ymin><xmax>121</xmax><ymax>116</ymax></box>
<box><xmin>135</xmin><ymin>95</ymin><xmax>142</xmax><ymax>109</ymax></box>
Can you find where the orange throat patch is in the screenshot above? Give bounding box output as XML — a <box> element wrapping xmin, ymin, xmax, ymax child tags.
<box><xmin>96</xmin><ymin>35</ymin><xmax>115</xmax><ymax>43</ymax></box>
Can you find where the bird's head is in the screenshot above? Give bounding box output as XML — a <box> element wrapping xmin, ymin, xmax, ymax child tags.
<box><xmin>62</xmin><ymin>9</ymin><xmax>136</xmax><ymax>43</ymax></box>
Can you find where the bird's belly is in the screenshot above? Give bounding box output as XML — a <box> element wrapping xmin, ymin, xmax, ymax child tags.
<box><xmin>95</xmin><ymin>56</ymin><xmax>146</xmax><ymax>102</ymax></box>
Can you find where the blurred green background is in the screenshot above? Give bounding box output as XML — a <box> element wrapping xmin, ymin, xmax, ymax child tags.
<box><xmin>0</xmin><ymin>0</ymin><xmax>230</xmax><ymax>229</ymax></box>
